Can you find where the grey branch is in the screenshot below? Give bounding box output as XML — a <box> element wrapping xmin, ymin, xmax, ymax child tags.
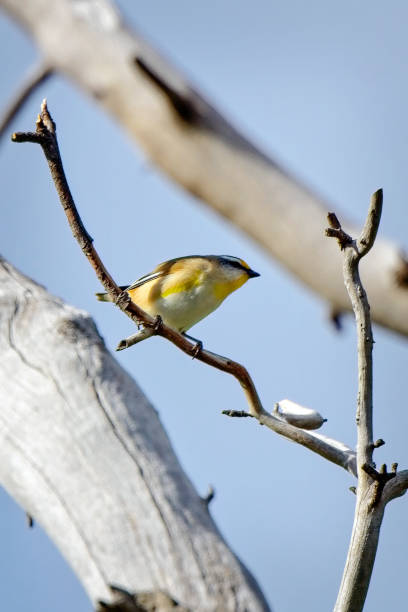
<box><xmin>382</xmin><ymin>469</ymin><xmax>408</xmax><ymax>503</ymax></box>
<box><xmin>327</xmin><ymin>191</ymin><xmax>407</xmax><ymax>612</ymax></box>
<box><xmin>0</xmin><ymin>256</ymin><xmax>269</xmax><ymax>612</ymax></box>
<box><xmin>222</xmin><ymin>409</ymin><xmax>356</xmax><ymax>476</ymax></box>
<box><xmin>256</xmin><ymin>411</ymin><xmax>357</xmax><ymax>477</ymax></box>
<box><xmin>1</xmin><ymin>0</ymin><xmax>408</xmax><ymax>336</ymax></box>
<box><xmin>0</xmin><ymin>60</ymin><xmax>52</xmax><ymax>139</ymax></box>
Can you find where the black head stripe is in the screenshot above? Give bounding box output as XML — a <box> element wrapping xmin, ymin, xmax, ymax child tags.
<box><xmin>219</xmin><ymin>255</ymin><xmax>260</xmax><ymax>278</ymax></box>
<box><xmin>220</xmin><ymin>255</ymin><xmax>249</xmax><ymax>272</ymax></box>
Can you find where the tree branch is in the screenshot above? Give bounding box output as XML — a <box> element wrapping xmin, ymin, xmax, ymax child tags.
<box><xmin>328</xmin><ymin>190</ymin><xmax>382</xmax><ymax>477</ymax></box>
<box><xmin>13</xmin><ymin>101</ymin><xmax>359</xmax><ymax>479</ymax></box>
<box><xmin>13</xmin><ymin>100</ymin><xmax>265</xmax><ymax>418</ymax></box>
<box><xmin>327</xmin><ymin>191</ymin><xmax>407</xmax><ymax>612</ymax></box>
<box><xmin>2</xmin><ymin>0</ymin><xmax>408</xmax><ymax>337</ymax></box>
<box><xmin>257</xmin><ymin>411</ymin><xmax>357</xmax><ymax>477</ymax></box>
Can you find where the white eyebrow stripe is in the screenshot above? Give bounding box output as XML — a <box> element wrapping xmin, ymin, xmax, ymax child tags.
<box><xmin>220</xmin><ymin>255</ymin><xmax>249</xmax><ymax>269</ymax></box>
<box><xmin>221</xmin><ymin>255</ymin><xmax>243</xmax><ymax>265</ymax></box>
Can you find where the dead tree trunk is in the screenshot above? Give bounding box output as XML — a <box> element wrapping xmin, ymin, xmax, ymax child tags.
<box><xmin>0</xmin><ymin>256</ymin><xmax>270</xmax><ymax>612</ymax></box>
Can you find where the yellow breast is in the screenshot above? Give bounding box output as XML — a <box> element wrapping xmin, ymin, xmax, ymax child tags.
<box><xmin>212</xmin><ymin>274</ymin><xmax>248</xmax><ymax>301</ymax></box>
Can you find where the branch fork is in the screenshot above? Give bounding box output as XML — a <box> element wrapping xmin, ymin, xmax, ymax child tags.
<box><xmin>362</xmin><ymin>463</ymin><xmax>397</xmax><ymax>509</ymax></box>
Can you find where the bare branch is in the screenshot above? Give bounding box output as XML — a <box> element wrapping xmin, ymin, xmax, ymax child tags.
<box><xmin>327</xmin><ymin>191</ymin><xmax>405</xmax><ymax>612</ymax></box>
<box><xmin>327</xmin><ymin>193</ymin><xmax>383</xmax><ymax>476</ymax></box>
<box><xmin>257</xmin><ymin>411</ymin><xmax>357</xmax><ymax>477</ymax></box>
<box><xmin>0</xmin><ymin>61</ymin><xmax>52</xmax><ymax>139</ymax></box>
<box><xmin>14</xmin><ymin>101</ymin><xmax>360</xmax><ymax>479</ymax></box>
<box><xmin>223</xmin><ymin>408</ymin><xmax>356</xmax><ymax>476</ymax></box>
<box><xmin>326</xmin><ymin>213</ymin><xmax>352</xmax><ymax>250</ymax></box>
<box><xmin>13</xmin><ymin>100</ymin><xmax>265</xmax><ymax>417</ymax></box>
<box><xmin>116</xmin><ymin>328</ymin><xmax>154</xmax><ymax>350</ymax></box>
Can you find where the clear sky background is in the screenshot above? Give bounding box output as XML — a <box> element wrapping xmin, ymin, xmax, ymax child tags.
<box><xmin>0</xmin><ymin>2</ymin><xmax>407</xmax><ymax>611</ymax></box>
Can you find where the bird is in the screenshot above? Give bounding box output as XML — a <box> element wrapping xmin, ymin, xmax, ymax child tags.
<box><xmin>96</xmin><ymin>255</ymin><xmax>260</xmax><ymax>337</ymax></box>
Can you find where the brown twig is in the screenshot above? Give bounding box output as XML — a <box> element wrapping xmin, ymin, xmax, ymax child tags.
<box><xmin>13</xmin><ymin>101</ymin><xmax>360</xmax><ymax>475</ymax></box>
<box><xmin>326</xmin><ymin>212</ymin><xmax>353</xmax><ymax>250</ymax></box>
<box><xmin>12</xmin><ymin>100</ymin><xmax>264</xmax><ymax>416</ymax></box>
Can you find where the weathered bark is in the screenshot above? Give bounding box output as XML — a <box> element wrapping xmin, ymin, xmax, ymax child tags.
<box><xmin>1</xmin><ymin>0</ymin><xmax>408</xmax><ymax>337</ymax></box>
<box><xmin>0</xmin><ymin>256</ymin><xmax>270</xmax><ymax>612</ymax></box>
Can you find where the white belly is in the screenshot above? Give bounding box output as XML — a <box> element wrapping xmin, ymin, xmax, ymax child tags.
<box><xmin>154</xmin><ymin>284</ymin><xmax>221</xmax><ymax>332</ymax></box>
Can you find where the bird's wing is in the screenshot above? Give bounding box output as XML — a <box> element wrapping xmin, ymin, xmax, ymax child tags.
<box><xmin>125</xmin><ymin>257</ymin><xmax>201</xmax><ymax>292</ymax></box>
<box><xmin>126</xmin><ymin>270</ymin><xmax>167</xmax><ymax>291</ymax></box>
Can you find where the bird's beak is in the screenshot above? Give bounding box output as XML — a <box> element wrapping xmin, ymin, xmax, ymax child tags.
<box><xmin>247</xmin><ymin>268</ymin><xmax>260</xmax><ymax>278</ymax></box>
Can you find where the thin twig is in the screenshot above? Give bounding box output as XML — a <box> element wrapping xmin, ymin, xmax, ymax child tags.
<box><xmin>116</xmin><ymin>328</ymin><xmax>154</xmax><ymax>350</ymax></box>
<box><xmin>12</xmin><ymin>100</ymin><xmax>263</xmax><ymax>417</ymax></box>
<box><xmin>11</xmin><ymin>102</ymin><xmax>255</xmax><ymax>410</ymax></box>
<box><xmin>0</xmin><ymin>61</ymin><xmax>53</xmax><ymax>140</ymax></box>
<box><xmin>350</xmin><ymin>190</ymin><xmax>382</xmax><ymax>472</ymax></box>
<box><xmin>13</xmin><ymin>100</ymin><xmax>357</xmax><ymax>474</ymax></box>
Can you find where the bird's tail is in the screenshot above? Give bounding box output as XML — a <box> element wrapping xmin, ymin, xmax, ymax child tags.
<box><xmin>95</xmin><ymin>292</ymin><xmax>113</xmax><ymax>302</ymax></box>
<box><xmin>96</xmin><ymin>286</ymin><xmax>129</xmax><ymax>302</ymax></box>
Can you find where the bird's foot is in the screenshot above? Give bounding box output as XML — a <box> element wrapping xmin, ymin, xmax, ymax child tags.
<box><xmin>191</xmin><ymin>340</ymin><xmax>203</xmax><ymax>359</ymax></box>
<box><xmin>153</xmin><ymin>315</ymin><xmax>163</xmax><ymax>333</ymax></box>
<box><xmin>182</xmin><ymin>332</ymin><xmax>203</xmax><ymax>358</ymax></box>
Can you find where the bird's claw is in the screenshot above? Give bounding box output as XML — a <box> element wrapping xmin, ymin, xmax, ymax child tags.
<box><xmin>181</xmin><ymin>332</ymin><xmax>203</xmax><ymax>358</ymax></box>
<box><xmin>191</xmin><ymin>340</ymin><xmax>203</xmax><ymax>359</ymax></box>
<box><xmin>153</xmin><ymin>314</ymin><xmax>163</xmax><ymax>332</ymax></box>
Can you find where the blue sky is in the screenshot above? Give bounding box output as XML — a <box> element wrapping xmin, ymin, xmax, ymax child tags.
<box><xmin>0</xmin><ymin>2</ymin><xmax>407</xmax><ymax>611</ymax></box>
